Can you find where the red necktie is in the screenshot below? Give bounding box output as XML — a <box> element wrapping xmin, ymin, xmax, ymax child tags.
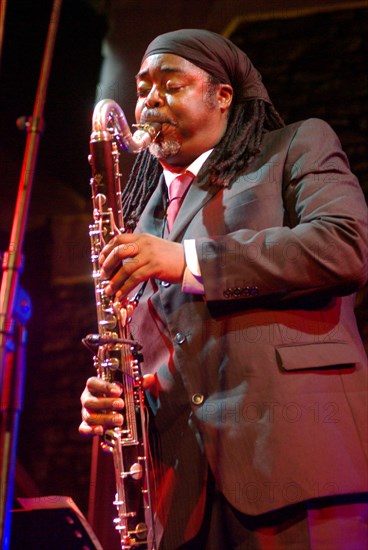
<box><xmin>167</xmin><ymin>172</ymin><xmax>193</xmax><ymax>231</ymax></box>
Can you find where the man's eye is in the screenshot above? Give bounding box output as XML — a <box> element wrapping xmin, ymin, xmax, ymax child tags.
<box><xmin>137</xmin><ymin>88</ymin><xmax>150</xmax><ymax>98</ymax></box>
<box><xmin>165</xmin><ymin>82</ymin><xmax>182</xmax><ymax>93</ymax></box>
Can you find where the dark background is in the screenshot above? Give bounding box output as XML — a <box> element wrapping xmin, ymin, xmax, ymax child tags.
<box><xmin>0</xmin><ymin>0</ymin><xmax>105</xmax><ymax>199</ymax></box>
<box><xmin>0</xmin><ymin>0</ymin><xmax>367</xmax><ymax>546</ymax></box>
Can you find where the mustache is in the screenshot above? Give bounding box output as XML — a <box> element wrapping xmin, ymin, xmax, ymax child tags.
<box><xmin>140</xmin><ymin>109</ymin><xmax>177</xmax><ymax>127</ymax></box>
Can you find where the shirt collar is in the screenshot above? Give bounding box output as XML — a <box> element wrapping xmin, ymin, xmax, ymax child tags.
<box><xmin>162</xmin><ymin>149</ymin><xmax>213</xmax><ymax>188</ymax></box>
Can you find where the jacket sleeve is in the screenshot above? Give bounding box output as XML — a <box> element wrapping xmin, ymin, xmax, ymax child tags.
<box><xmin>196</xmin><ymin>118</ymin><xmax>368</xmax><ymax>303</ymax></box>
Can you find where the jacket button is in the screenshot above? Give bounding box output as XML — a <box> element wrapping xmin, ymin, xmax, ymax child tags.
<box><xmin>249</xmin><ymin>285</ymin><xmax>259</xmax><ymax>296</ymax></box>
<box><xmin>175</xmin><ymin>332</ymin><xmax>186</xmax><ymax>344</ymax></box>
<box><xmin>191</xmin><ymin>393</ymin><xmax>204</xmax><ymax>405</ymax></box>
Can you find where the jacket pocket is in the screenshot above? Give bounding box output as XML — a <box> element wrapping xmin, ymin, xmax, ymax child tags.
<box><xmin>275</xmin><ymin>341</ymin><xmax>362</xmax><ymax>371</ymax></box>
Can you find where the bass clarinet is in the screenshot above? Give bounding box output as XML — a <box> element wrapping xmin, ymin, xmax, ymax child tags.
<box><xmin>83</xmin><ymin>99</ymin><xmax>161</xmax><ymax>549</ymax></box>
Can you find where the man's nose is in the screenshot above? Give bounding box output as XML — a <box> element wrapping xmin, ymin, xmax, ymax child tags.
<box><xmin>144</xmin><ymin>86</ymin><xmax>164</xmax><ymax>108</ymax></box>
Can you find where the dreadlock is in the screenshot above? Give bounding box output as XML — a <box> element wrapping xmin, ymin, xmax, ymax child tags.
<box><xmin>122</xmin><ymin>92</ymin><xmax>284</xmax><ymax>230</ymax></box>
<box><xmin>201</xmin><ymin>96</ymin><xmax>285</xmax><ymax>187</ymax></box>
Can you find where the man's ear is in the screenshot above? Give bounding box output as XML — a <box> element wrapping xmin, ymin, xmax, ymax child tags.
<box><xmin>218</xmin><ymin>84</ymin><xmax>234</xmax><ymax>112</ymax></box>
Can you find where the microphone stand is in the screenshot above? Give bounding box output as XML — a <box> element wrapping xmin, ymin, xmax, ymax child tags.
<box><xmin>0</xmin><ymin>1</ymin><xmax>63</xmax><ymax>548</ymax></box>
<box><xmin>0</xmin><ymin>0</ymin><xmax>8</xmax><ymax>67</ymax></box>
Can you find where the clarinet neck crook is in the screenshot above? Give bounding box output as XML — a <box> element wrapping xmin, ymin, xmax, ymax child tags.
<box><xmin>91</xmin><ymin>98</ymin><xmax>161</xmax><ymax>153</ymax></box>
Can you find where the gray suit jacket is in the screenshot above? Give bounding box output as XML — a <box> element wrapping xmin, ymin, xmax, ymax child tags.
<box><xmin>132</xmin><ymin>118</ymin><xmax>368</xmax><ymax>546</ymax></box>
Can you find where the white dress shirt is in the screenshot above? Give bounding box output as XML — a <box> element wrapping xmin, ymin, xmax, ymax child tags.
<box><xmin>162</xmin><ymin>150</ymin><xmax>213</xmax><ymax>294</ymax></box>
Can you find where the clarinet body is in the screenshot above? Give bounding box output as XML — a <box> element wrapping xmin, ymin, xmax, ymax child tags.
<box><xmin>84</xmin><ymin>99</ymin><xmax>160</xmax><ymax>549</ymax></box>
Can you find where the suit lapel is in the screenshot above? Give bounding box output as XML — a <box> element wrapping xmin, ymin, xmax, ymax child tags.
<box><xmin>135</xmin><ymin>173</ymin><xmax>223</xmax><ymax>240</ymax></box>
<box><xmin>169</xmin><ymin>177</ymin><xmax>222</xmax><ymax>241</ymax></box>
<box><xmin>135</xmin><ymin>175</ymin><xmax>167</xmax><ymax>237</ymax></box>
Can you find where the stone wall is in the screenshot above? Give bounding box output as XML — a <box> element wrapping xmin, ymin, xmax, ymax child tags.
<box><xmin>229</xmin><ymin>6</ymin><xmax>367</xmax><ymax>193</ymax></box>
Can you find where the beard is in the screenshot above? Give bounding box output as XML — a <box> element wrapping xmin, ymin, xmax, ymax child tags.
<box><xmin>149</xmin><ymin>137</ymin><xmax>181</xmax><ymax>159</ymax></box>
<box><xmin>139</xmin><ymin>110</ymin><xmax>182</xmax><ymax>159</ymax></box>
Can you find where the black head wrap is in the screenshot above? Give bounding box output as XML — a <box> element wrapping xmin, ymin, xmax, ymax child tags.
<box><xmin>142</xmin><ymin>28</ymin><xmax>271</xmax><ymax>104</ymax></box>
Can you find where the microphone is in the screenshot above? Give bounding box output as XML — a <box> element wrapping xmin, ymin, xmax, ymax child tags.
<box><xmin>82</xmin><ymin>333</ymin><xmax>142</xmax><ymax>349</ymax></box>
